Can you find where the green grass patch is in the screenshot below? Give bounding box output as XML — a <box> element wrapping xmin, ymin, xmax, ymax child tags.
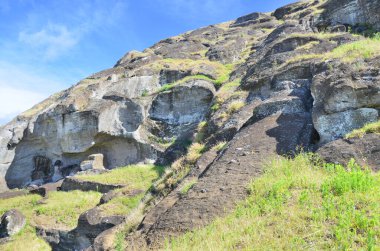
<box><xmin>285</xmin><ymin>53</ymin><xmax>324</xmax><ymax>65</ymax></box>
<box><xmin>0</xmin><ymin>224</ymin><xmax>51</xmax><ymax>251</ymax></box>
<box><xmin>141</xmin><ymin>89</ymin><xmax>149</xmax><ymax>97</ymax></box>
<box><xmin>0</xmin><ymin>190</ymin><xmax>102</xmax><ymax>250</ymax></box>
<box><xmin>227</xmin><ymin>100</ymin><xmax>245</xmax><ymax>115</ymax></box>
<box><xmin>328</xmin><ymin>36</ymin><xmax>380</xmax><ymax>62</ymax></box>
<box><xmin>213</xmin><ymin>63</ymin><xmax>233</xmax><ymax>87</ymax></box>
<box><xmin>154</xmin><ymin>59</ymin><xmax>234</xmax><ymax>88</ymax></box>
<box><xmin>0</xmin><ymin>191</ymin><xmax>101</xmax><ymax>230</ymax></box>
<box><xmin>211</xmin><ymin>103</ymin><xmax>220</xmax><ymax>112</ymax></box>
<box><xmin>0</xmin><ymin>194</ymin><xmax>50</xmax><ymax>251</ymax></box>
<box><xmin>345</xmin><ymin>120</ymin><xmax>380</xmax><ymax>139</ymax></box>
<box><xmin>197</xmin><ymin>121</ymin><xmax>207</xmax><ymax>131</ymax></box>
<box><xmin>211</xmin><ymin>141</ymin><xmax>227</xmax><ymax>152</ymax></box>
<box><xmin>166</xmin><ymin>157</ymin><xmax>191</xmax><ymax>187</ymax></box>
<box><xmin>159</xmin><ymin>83</ymin><xmax>177</xmax><ymax>92</ymax></box>
<box><xmin>159</xmin><ymin>75</ymin><xmax>213</xmax><ymax>92</ymax></box>
<box><xmin>219</xmin><ymin>79</ymin><xmax>240</xmax><ymax>92</ymax></box>
<box><xmin>33</xmin><ymin>190</ymin><xmax>102</xmax><ymax>229</ymax></box>
<box><xmin>114</xmin><ymin>229</ymin><xmax>127</xmax><ymax>251</ymax></box>
<box><xmin>286</xmin><ymin>34</ymin><xmax>380</xmax><ymax>65</ymax></box>
<box><xmin>98</xmin><ymin>193</ymin><xmax>144</xmax><ymax>217</ymax></box>
<box><xmin>167</xmin><ymin>154</ymin><xmax>380</xmax><ymax>250</ymax></box>
<box><xmin>289</xmin><ymin>32</ymin><xmax>345</xmax><ymax>40</ymax></box>
<box><xmin>76</xmin><ymin>164</ymin><xmax>165</xmax><ymax>189</ymax></box>
<box><xmin>295</xmin><ymin>41</ymin><xmax>320</xmax><ymax>51</ymax></box>
<box><xmin>179</xmin><ymin>179</ymin><xmax>197</xmax><ymax>195</ymax></box>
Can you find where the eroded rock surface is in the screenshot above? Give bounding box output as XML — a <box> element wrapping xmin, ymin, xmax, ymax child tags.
<box><xmin>149</xmin><ymin>80</ymin><xmax>215</xmax><ymax>125</ymax></box>
<box><xmin>130</xmin><ymin>112</ymin><xmax>315</xmax><ymax>249</ymax></box>
<box><xmin>316</xmin><ymin>0</ymin><xmax>380</xmax><ymax>31</ymax></box>
<box><xmin>0</xmin><ymin>0</ymin><xmax>379</xmax><ymax>250</ymax></box>
<box><xmin>317</xmin><ymin>133</ymin><xmax>380</xmax><ymax>171</ymax></box>
<box><xmin>311</xmin><ymin>60</ymin><xmax>380</xmax><ymax>142</ymax></box>
<box><xmin>0</xmin><ymin>209</ymin><xmax>26</xmax><ymax>238</ymax></box>
<box><xmin>80</xmin><ymin>154</ymin><xmax>105</xmax><ymax>171</ymax></box>
<box><xmin>0</xmin><ymin>77</ymin><xmax>214</xmax><ymax>190</ymax></box>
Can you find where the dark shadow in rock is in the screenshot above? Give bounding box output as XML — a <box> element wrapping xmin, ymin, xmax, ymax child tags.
<box><xmin>155</xmin><ymin>133</ymin><xmax>193</xmax><ymax>166</ymax></box>
<box><xmin>37</xmin><ymin>207</ymin><xmax>124</xmax><ymax>251</ymax></box>
<box><xmin>265</xmin><ymin>112</ymin><xmax>315</xmax><ymax>156</ymax></box>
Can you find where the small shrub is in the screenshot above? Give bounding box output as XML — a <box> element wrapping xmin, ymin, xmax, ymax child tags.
<box><xmin>211</xmin><ymin>96</ymin><xmax>224</xmax><ymax>112</ymax></box>
<box><xmin>285</xmin><ymin>53</ymin><xmax>323</xmax><ymax>65</ymax></box>
<box><xmin>166</xmin><ymin>157</ymin><xmax>191</xmax><ymax>188</ymax></box>
<box><xmin>186</xmin><ymin>143</ymin><xmax>206</xmax><ymax>164</ymax></box>
<box><xmin>197</xmin><ymin>121</ymin><xmax>207</xmax><ymax>131</ymax></box>
<box><xmin>195</xmin><ymin>121</ymin><xmax>208</xmax><ymax>143</ymax></box>
<box><xmin>218</xmin><ymin>112</ymin><xmax>229</xmax><ymax>120</ymax></box>
<box><xmin>180</xmin><ymin>180</ymin><xmax>197</xmax><ymax>195</ymax></box>
<box><xmin>227</xmin><ymin>101</ymin><xmax>245</xmax><ymax>115</ymax></box>
<box><xmin>141</xmin><ymin>89</ymin><xmax>149</xmax><ymax>97</ymax></box>
<box><xmin>261</xmin><ymin>28</ymin><xmax>275</xmax><ymax>33</ymax></box>
<box><xmin>176</xmin><ymin>75</ymin><xmax>214</xmax><ymax>85</ymax></box>
<box><xmin>211</xmin><ymin>103</ymin><xmax>220</xmax><ymax>112</ymax></box>
<box><xmin>172</xmin><ymin>157</ymin><xmax>186</xmax><ymax>172</ymax></box>
<box><xmin>211</xmin><ymin>141</ymin><xmax>227</xmax><ymax>152</ymax></box>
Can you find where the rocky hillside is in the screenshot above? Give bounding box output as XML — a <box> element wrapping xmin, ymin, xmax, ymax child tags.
<box><xmin>0</xmin><ymin>0</ymin><xmax>379</xmax><ymax>250</ymax></box>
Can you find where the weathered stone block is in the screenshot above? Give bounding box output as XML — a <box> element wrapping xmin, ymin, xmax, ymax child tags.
<box><xmin>80</xmin><ymin>154</ymin><xmax>105</xmax><ymax>171</ymax></box>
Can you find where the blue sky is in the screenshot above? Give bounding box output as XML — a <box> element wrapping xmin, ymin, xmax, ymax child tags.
<box><xmin>0</xmin><ymin>0</ymin><xmax>295</xmax><ymax>125</ymax></box>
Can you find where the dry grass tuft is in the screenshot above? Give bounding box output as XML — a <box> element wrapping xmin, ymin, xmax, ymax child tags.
<box><xmin>186</xmin><ymin>143</ymin><xmax>207</xmax><ymax>164</ymax></box>
<box><xmin>345</xmin><ymin>120</ymin><xmax>380</xmax><ymax>139</ymax></box>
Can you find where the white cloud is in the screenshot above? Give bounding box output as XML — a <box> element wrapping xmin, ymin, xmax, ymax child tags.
<box><xmin>19</xmin><ymin>23</ymin><xmax>78</xmax><ymax>60</ymax></box>
<box><xmin>0</xmin><ymin>61</ymin><xmax>66</xmax><ymax>125</ymax></box>
<box><xmin>0</xmin><ymin>86</ymin><xmax>46</xmax><ymax>124</ymax></box>
<box><xmin>17</xmin><ymin>0</ymin><xmax>128</xmax><ymax>61</ymax></box>
<box><xmin>0</xmin><ymin>61</ymin><xmax>65</xmax><ymax>93</ymax></box>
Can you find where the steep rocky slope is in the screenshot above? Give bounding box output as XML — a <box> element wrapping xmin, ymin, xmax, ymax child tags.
<box><xmin>0</xmin><ymin>0</ymin><xmax>380</xmax><ymax>250</ymax></box>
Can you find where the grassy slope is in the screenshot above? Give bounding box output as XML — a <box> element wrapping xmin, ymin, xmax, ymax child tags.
<box><xmin>345</xmin><ymin>121</ymin><xmax>380</xmax><ymax>139</ymax></box>
<box><xmin>0</xmin><ymin>191</ymin><xmax>101</xmax><ymax>251</ymax></box>
<box><xmin>166</xmin><ymin>154</ymin><xmax>380</xmax><ymax>250</ymax></box>
<box><xmin>286</xmin><ymin>33</ymin><xmax>380</xmax><ymax>65</ymax></box>
<box><xmin>77</xmin><ymin>164</ymin><xmax>165</xmax><ymax>217</ymax></box>
<box><xmin>76</xmin><ymin>164</ymin><xmax>164</xmax><ymax>188</ymax></box>
<box><xmin>0</xmin><ymin>165</ymin><xmax>165</xmax><ymax>250</ymax></box>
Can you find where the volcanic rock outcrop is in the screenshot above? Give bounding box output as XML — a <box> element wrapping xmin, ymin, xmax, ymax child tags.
<box><xmin>0</xmin><ymin>0</ymin><xmax>380</xmax><ymax>250</ymax></box>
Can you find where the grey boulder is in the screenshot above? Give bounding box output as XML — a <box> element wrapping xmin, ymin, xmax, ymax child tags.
<box><xmin>0</xmin><ymin>209</ymin><xmax>26</xmax><ymax>238</ymax></box>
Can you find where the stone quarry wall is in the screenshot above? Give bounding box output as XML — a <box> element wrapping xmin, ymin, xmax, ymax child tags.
<box><xmin>0</xmin><ymin>0</ymin><xmax>379</xmax><ymax>192</ymax></box>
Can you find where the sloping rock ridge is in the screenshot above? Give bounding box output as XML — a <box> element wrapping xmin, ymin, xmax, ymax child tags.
<box><xmin>0</xmin><ymin>0</ymin><xmax>379</xmax><ymax>250</ymax></box>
